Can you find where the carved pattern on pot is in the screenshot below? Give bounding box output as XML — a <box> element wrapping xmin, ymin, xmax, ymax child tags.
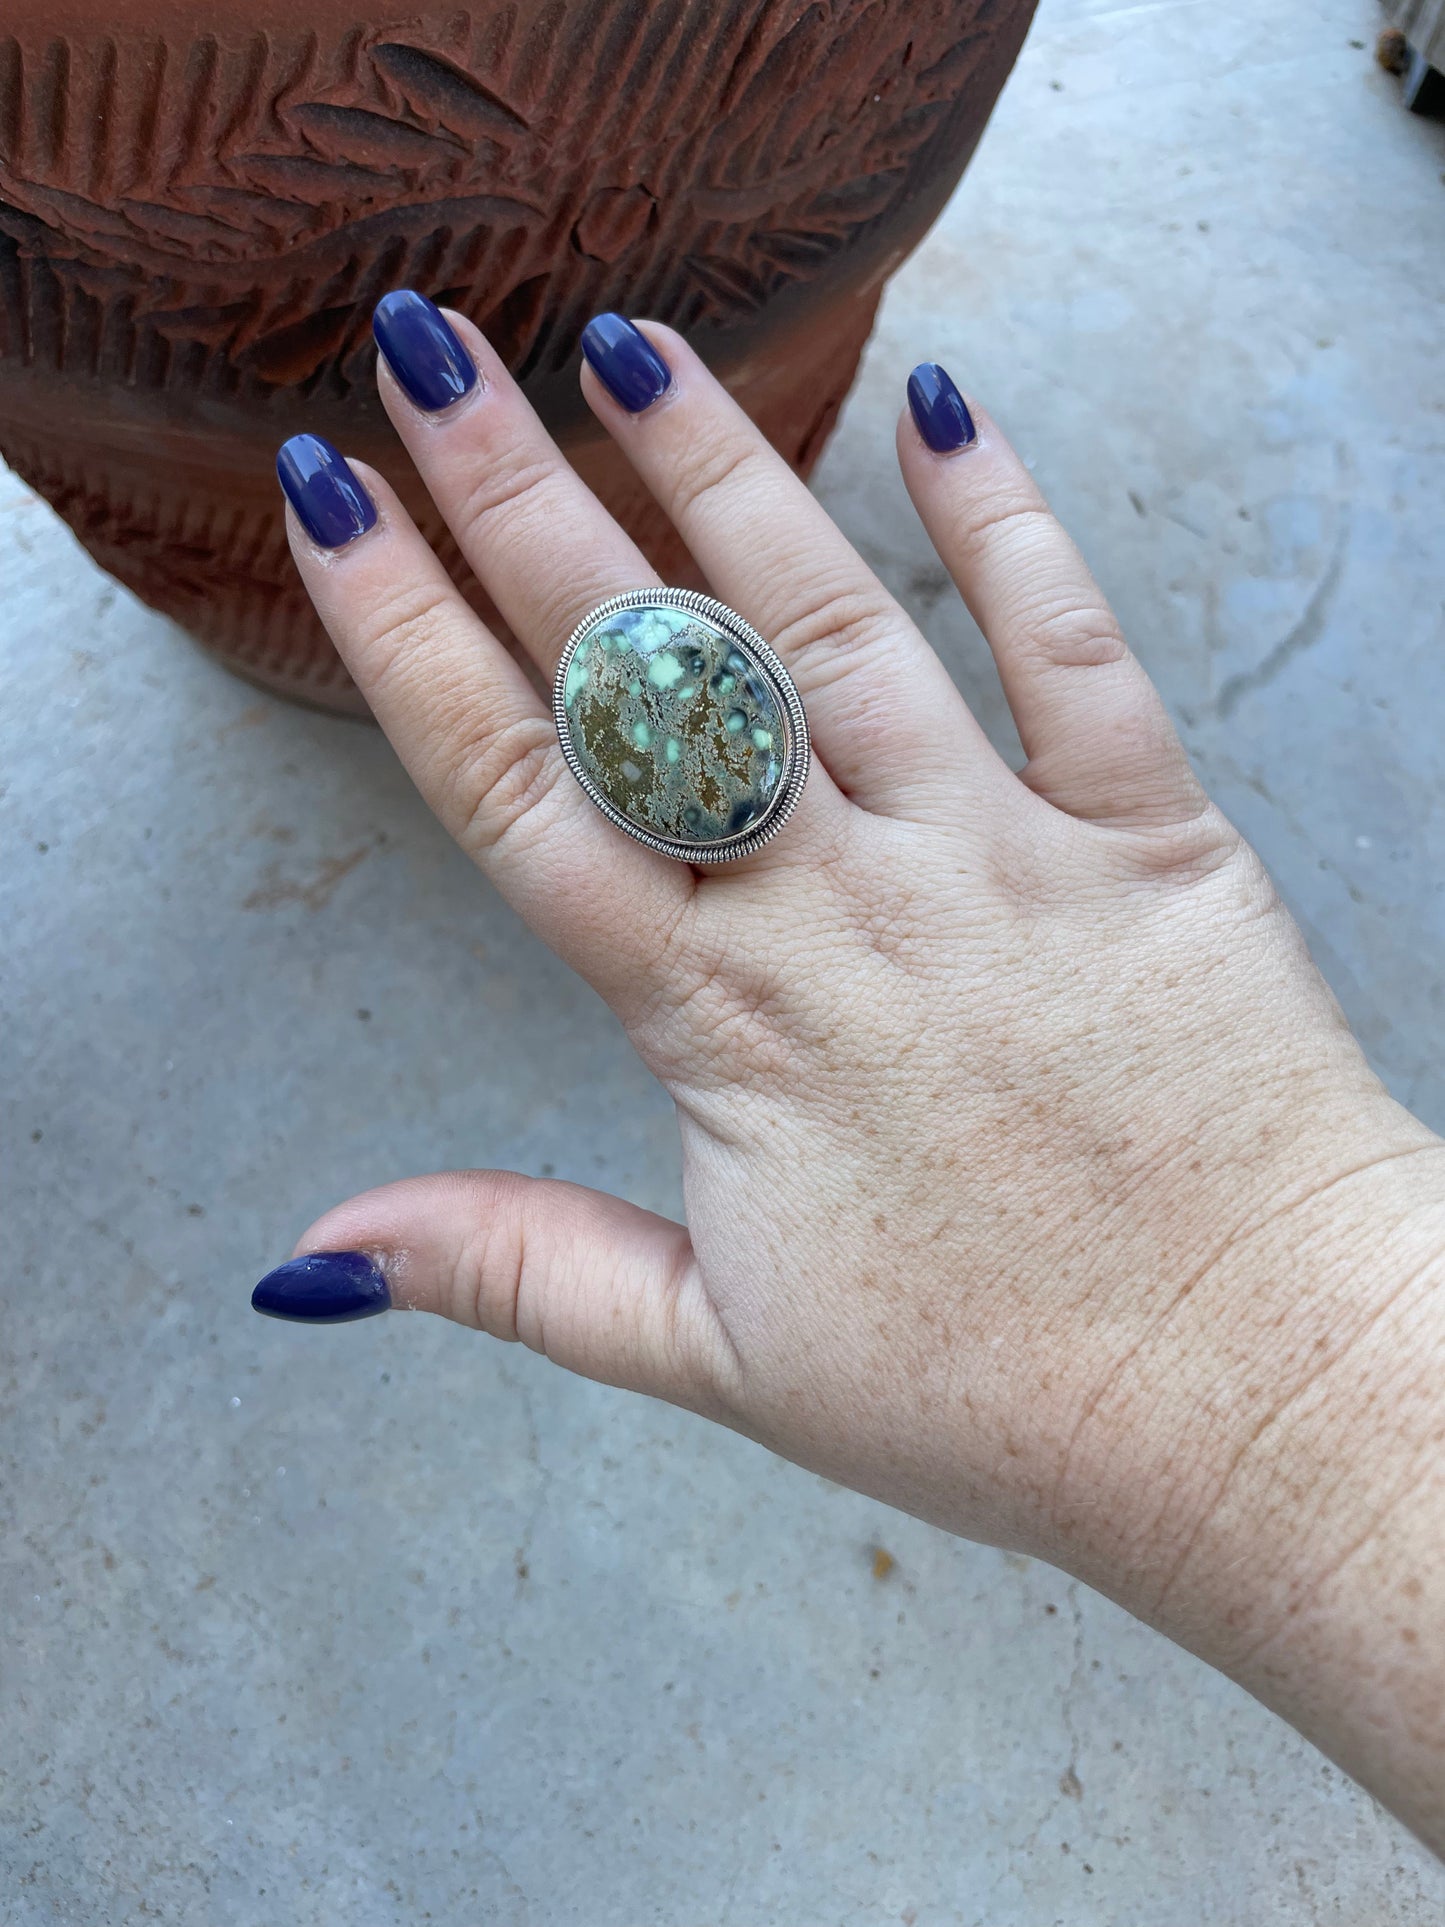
<box><xmin>0</xmin><ymin>1</ymin><xmax>1037</xmax><ymax>709</ymax></box>
<box><xmin>0</xmin><ymin>3</ymin><xmax>1022</xmax><ymax>396</ymax></box>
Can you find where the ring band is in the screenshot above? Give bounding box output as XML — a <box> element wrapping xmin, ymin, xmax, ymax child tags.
<box><xmin>553</xmin><ymin>588</ymin><xmax>810</xmax><ymax>864</ymax></box>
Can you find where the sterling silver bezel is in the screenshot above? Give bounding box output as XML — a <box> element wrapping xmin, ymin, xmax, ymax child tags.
<box><xmin>552</xmin><ymin>587</ymin><xmax>811</xmax><ymax>865</ymax></box>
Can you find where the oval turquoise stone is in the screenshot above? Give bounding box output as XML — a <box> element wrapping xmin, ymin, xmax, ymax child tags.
<box><xmin>561</xmin><ymin>604</ymin><xmax>787</xmax><ymax>845</ymax></box>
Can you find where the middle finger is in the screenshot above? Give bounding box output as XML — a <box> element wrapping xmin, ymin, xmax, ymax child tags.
<box><xmin>578</xmin><ymin>316</ymin><xmax>1016</xmax><ymax>821</ymax></box>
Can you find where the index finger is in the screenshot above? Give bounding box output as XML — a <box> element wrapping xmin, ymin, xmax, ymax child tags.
<box><xmin>276</xmin><ymin>434</ymin><xmax>694</xmax><ymax>1017</ymax></box>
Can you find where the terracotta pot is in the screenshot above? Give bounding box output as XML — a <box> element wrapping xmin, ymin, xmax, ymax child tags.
<box><xmin>0</xmin><ymin>0</ymin><xmax>1036</xmax><ymax>714</ymax></box>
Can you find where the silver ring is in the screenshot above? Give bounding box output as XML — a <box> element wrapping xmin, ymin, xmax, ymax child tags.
<box><xmin>553</xmin><ymin>588</ymin><xmax>810</xmax><ymax>864</ymax></box>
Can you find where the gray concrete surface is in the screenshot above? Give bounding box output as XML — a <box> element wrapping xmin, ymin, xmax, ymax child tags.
<box><xmin>4</xmin><ymin>1</ymin><xmax>1444</xmax><ymax>1920</ymax></box>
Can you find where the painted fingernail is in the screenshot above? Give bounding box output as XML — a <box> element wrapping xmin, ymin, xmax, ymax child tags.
<box><xmin>581</xmin><ymin>312</ymin><xmax>671</xmax><ymax>413</ymax></box>
<box><xmin>251</xmin><ymin>1251</ymin><xmax>391</xmax><ymax>1323</ymax></box>
<box><xmin>276</xmin><ymin>434</ymin><xmax>378</xmax><ymax>549</ymax></box>
<box><xmin>907</xmin><ymin>363</ymin><xmax>978</xmax><ymax>454</ymax></box>
<box><xmin>373</xmin><ymin>289</ymin><xmax>478</xmax><ymax>413</ymax></box>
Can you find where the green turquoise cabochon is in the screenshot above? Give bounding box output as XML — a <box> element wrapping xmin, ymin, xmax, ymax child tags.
<box><xmin>553</xmin><ymin>591</ymin><xmax>809</xmax><ymax>861</ymax></box>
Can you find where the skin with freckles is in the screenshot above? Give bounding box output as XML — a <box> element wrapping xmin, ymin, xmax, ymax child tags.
<box><xmin>270</xmin><ymin>298</ymin><xmax>1445</xmax><ymax>1854</ymax></box>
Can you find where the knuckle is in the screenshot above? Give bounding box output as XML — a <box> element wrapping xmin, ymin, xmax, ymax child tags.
<box><xmin>950</xmin><ymin>492</ymin><xmax>1054</xmax><ymax>566</ymax></box>
<box><xmin>446</xmin><ymin>1219</ymin><xmax>494</xmax><ymax>1333</ymax></box>
<box><xmin>449</xmin><ymin>1170</ymin><xmax>534</xmax><ymax>1336</ymax></box>
<box><xmin>768</xmin><ymin>579</ymin><xmax>899</xmax><ymax>684</ymax></box>
<box><xmin>1025</xmin><ymin>598</ymin><xmax>1130</xmax><ymax>670</ymax></box>
<box><xmin>635</xmin><ymin>939</ymin><xmax>797</xmax><ymax>1090</ymax></box>
<box><xmin>447</xmin><ymin>714</ymin><xmax>570</xmax><ymax>856</ymax></box>
<box><xmin>1128</xmin><ymin>804</ymin><xmax>1242</xmax><ymax>885</ymax></box>
<box><xmin>665</xmin><ymin>431</ymin><xmax>763</xmax><ymax>528</ymax></box>
<box><xmin>675</xmin><ymin>975</ymin><xmax>788</xmax><ymax>1081</ymax></box>
<box><xmin>450</xmin><ymin>447</ymin><xmax>564</xmax><ymax>543</ymax></box>
<box><xmin>353</xmin><ymin>579</ymin><xmax>461</xmax><ymax>686</ymax></box>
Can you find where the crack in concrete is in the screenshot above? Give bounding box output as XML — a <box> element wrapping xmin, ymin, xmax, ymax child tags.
<box><xmin>1214</xmin><ymin>518</ymin><xmax>1349</xmax><ymax>719</ymax></box>
<box><xmin>479</xmin><ymin>1840</ymin><xmax>532</xmax><ymax>1914</ymax></box>
<box><xmin>499</xmin><ymin>1368</ymin><xmax>551</xmax><ymax>1641</ymax></box>
<box><xmin>994</xmin><ymin>1580</ymin><xmax>1092</xmax><ymax>1893</ymax></box>
<box><xmin>1059</xmin><ymin>1583</ymin><xmax>1087</xmax><ymax>1800</ymax></box>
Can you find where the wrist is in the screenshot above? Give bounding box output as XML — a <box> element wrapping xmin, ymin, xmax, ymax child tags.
<box><xmin>1054</xmin><ymin>1129</ymin><xmax>1445</xmax><ymax>1844</ymax></box>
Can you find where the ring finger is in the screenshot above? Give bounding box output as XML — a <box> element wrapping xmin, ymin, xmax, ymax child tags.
<box><xmin>577</xmin><ymin>315</ymin><xmax>1016</xmax><ymax>821</ymax></box>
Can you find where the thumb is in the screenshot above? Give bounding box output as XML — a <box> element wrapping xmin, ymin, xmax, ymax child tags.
<box><xmin>250</xmin><ymin>1171</ymin><xmax>736</xmax><ymax>1415</ymax></box>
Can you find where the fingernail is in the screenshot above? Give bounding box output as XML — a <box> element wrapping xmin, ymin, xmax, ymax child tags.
<box><xmin>907</xmin><ymin>363</ymin><xmax>978</xmax><ymax>454</ymax></box>
<box><xmin>276</xmin><ymin>434</ymin><xmax>378</xmax><ymax>549</ymax></box>
<box><xmin>251</xmin><ymin>1251</ymin><xmax>391</xmax><ymax>1323</ymax></box>
<box><xmin>581</xmin><ymin>312</ymin><xmax>671</xmax><ymax>413</ymax></box>
<box><xmin>373</xmin><ymin>289</ymin><xmax>478</xmax><ymax>413</ymax></box>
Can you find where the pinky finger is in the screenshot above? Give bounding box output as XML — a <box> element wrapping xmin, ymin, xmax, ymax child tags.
<box><xmin>897</xmin><ymin>370</ymin><xmax>1206</xmax><ymax>829</ymax></box>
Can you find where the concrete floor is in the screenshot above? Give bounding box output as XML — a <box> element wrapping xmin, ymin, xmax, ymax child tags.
<box><xmin>4</xmin><ymin>1</ymin><xmax>1444</xmax><ymax>1919</ymax></box>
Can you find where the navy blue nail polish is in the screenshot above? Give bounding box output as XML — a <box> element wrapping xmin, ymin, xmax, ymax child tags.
<box><xmin>581</xmin><ymin>312</ymin><xmax>671</xmax><ymax>413</ymax></box>
<box><xmin>373</xmin><ymin>289</ymin><xmax>477</xmax><ymax>413</ymax></box>
<box><xmin>907</xmin><ymin>363</ymin><xmax>978</xmax><ymax>454</ymax></box>
<box><xmin>252</xmin><ymin>1251</ymin><xmax>391</xmax><ymax>1323</ymax></box>
<box><xmin>276</xmin><ymin>434</ymin><xmax>377</xmax><ymax>549</ymax></box>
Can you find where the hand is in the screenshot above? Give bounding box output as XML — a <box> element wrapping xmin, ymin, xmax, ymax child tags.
<box><xmin>261</xmin><ymin>295</ymin><xmax>1445</xmax><ymax>1848</ymax></box>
